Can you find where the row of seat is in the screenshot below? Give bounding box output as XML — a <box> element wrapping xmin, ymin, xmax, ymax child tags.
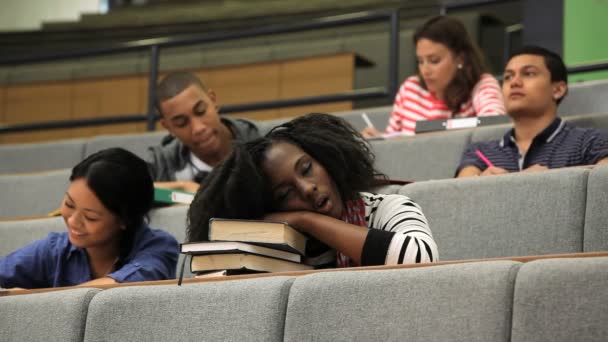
<box><xmin>1</xmin><ymin>255</ymin><xmax>606</xmax><ymax>342</ymax></box>
<box><xmin>3</xmin><ymin>165</ymin><xmax>607</xmax><ymax>266</ymax></box>
<box><xmin>1</xmin><ymin>111</ymin><xmax>606</xmax><ymax>219</ymax></box>
<box><xmin>371</xmin><ymin>111</ymin><xmax>608</xmax><ymax>181</ymax></box>
<box><xmin>2</xmin><ymin>163</ymin><xmax>606</xmax><ymax>341</ymax></box>
<box><xmin>2</xmin><ymin>77</ymin><xmax>608</xmax><ymax>175</ymax></box>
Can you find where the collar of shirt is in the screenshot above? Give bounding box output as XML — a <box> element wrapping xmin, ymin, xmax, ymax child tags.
<box><xmin>500</xmin><ymin>117</ymin><xmax>564</xmax><ymax>148</ymax></box>
<box><xmin>65</xmin><ymin>225</ymin><xmax>148</xmax><ymax>263</ymax></box>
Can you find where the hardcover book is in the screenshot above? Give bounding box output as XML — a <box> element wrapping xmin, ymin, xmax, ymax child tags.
<box><xmin>208</xmin><ymin>218</ymin><xmax>308</xmax><ymax>255</ymax></box>
<box><xmin>181</xmin><ymin>240</ymin><xmax>301</xmax><ymax>263</ymax></box>
<box><xmin>154</xmin><ymin>187</ymin><xmax>195</xmax><ymax>205</ymax></box>
<box><xmin>190</xmin><ymin>253</ymin><xmax>313</xmax><ymax>273</ymax></box>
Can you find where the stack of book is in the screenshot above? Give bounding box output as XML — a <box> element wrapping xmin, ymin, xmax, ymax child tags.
<box><xmin>181</xmin><ymin>218</ymin><xmax>335</xmax><ymax>276</ymax></box>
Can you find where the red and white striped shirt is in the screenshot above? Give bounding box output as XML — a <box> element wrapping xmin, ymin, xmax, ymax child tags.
<box><xmin>386</xmin><ymin>73</ymin><xmax>506</xmax><ymax>135</ymax></box>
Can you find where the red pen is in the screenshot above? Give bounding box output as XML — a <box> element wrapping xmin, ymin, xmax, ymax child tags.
<box><xmin>475</xmin><ymin>149</ymin><xmax>495</xmax><ymax>167</ymax></box>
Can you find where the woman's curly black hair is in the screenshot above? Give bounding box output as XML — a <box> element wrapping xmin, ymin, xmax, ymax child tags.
<box><xmin>186</xmin><ymin>113</ymin><xmax>385</xmax><ymax>242</ymax></box>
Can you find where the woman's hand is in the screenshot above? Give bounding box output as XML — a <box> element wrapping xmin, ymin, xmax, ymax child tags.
<box><xmin>264</xmin><ymin>211</ymin><xmax>312</xmax><ymax>233</ymax></box>
<box><xmin>361</xmin><ymin>127</ymin><xmax>382</xmax><ymax>139</ymax></box>
<box><xmin>264</xmin><ymin>210</ymin><xmax>368</xmax><ymax>265</ymax></box>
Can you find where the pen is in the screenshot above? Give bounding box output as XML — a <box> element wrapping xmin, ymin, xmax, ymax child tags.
<box><xmin>475</xmin><ymin>149</ymin><xmax>495</xmax><ymax>168</ymax></box>
<box><xmin>361</xmin><ymin>112</ymin><xmax>375</xmax><ymax>129</ymax></box>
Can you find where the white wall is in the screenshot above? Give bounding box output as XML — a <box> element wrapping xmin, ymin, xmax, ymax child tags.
<box><xmin>0</xmin><ymin>0</ymin><xmax>101</xmax><ymax>32</ymax></box>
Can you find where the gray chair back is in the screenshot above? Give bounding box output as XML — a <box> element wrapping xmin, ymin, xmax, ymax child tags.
<box><xmin>400</xmin><ymin>168</ymin><xmax>589</xmax><ymax>260</ymax></box>
<box><xmin>0</xmin><ymin>288</ymin><xmax>100</xmax><ymax>342</ymax></box>
<box><xmin>285</xmin><ymin>261</ymin><xmax>520</xmax><ymax>342</ymax></box>
<box><xmin>558</xmin><ymin>79</ymin><xmax>608</xmax><ymax>116</ymax></box>
<box><xmin>83</xmin><ymin>277</ymin><xmax>294</xmax><ymax>342</ymax></box>
<box><xmin>0</xmin><ymin>169</ymin><xmax>70</xmax><ymax>219</ymax></box>
<box><xmin>84</xmin><ymin>131</ymin><xmax>167</xmax><ymax>159</ymax></box>
<box><xmin>0</xmin><ymin>139</ymin><xmax>85</xmax><ymax>174</ymax></box>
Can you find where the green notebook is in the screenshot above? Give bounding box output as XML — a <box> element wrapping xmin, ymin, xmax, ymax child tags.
<box><xmin>154</xmin><ymin>187</ymin><xmax>195</xmax><ymax>205</ymax></box>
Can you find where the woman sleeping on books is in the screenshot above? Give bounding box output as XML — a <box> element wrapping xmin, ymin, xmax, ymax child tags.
<box><xmin>0</xmin><ymin>148</ymin><xmax>179</xmax><ymax>290</ymax></box>
<box><xmin>187</xmin><ymin>113</ymin><xmax>438</xmax><ymax>267</ymax></box>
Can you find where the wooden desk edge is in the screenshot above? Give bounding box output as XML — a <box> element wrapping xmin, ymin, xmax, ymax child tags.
<box><xmin>3</xmin><ymin>251</ymin><xmax>607</xmax><ymax>297</ymax></box>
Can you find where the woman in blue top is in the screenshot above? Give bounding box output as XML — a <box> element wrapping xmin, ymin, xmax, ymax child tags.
<box><xmin>0</xmin><ymin>148</ymin><xmax>179</xmax><ymax>289</ymax></box>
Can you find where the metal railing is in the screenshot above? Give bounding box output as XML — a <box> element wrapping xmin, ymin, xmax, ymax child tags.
<box><xmin>0</xmin><ymin>9</ymin><xmax>400</xmax><ymax>134</ymax></box>
<box><xmin>568</xmin><ymin>61</ymin><xmax>608</xmax><ymax>75</ymax></box>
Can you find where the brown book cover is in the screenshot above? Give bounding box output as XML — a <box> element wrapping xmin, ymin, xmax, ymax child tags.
<box><xmin>190</xmin><ymin>253</ymin><xmax>313</xmax><ymax>273</ymax></box>
<box><xmin>181</xmin><ymin>241</ymin><xmax>301</xmax><ymax>263</ymax></box>
<box><xmin>208</xmin><ymin>218</ymin><xmax>308</xmax><ymax>255</ymax></box>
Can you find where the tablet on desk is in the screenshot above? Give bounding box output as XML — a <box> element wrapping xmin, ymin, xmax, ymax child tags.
<box><xmin>415</xmin><ymin>115</ymin><xmax>510</xmax><ymax>134</ymax></box>
<box><xmin>364</xmin><ymin>131</ymin><xmax>413</xmax><ymax>141</ymax></box>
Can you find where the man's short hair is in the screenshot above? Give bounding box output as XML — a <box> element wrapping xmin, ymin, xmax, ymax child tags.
<box><xmin>508</xmin><ymin>45</ymin><xmax>568</xmax><ymax>104</ymax></box>
<box><xmin>155</xmin><ymin>72</ymin><xmax>207</xmax><ymax>115</ymax></box>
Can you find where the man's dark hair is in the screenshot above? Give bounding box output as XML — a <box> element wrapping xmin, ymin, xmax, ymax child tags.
<box><xmin>508</xmin><ymin>45</ymin><xmax>569</xmax><ymax>104</ymax></box>
<box><xmin>186</xmin><ymin>113</ymin><xmax>385</xmax><ymax>243</ymax></box>
<box><xmin>155</xmin><ymin>72</ymin><xmax>207</xmax><ymax>115</ymax></box>
<box><xmin>70</xmin><ymin>148</ymin><xmax>154</xmax><ymax>262</ymax></box>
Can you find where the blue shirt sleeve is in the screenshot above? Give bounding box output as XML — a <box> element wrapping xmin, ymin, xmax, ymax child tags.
<box><xmin>0</xmin><ymin>233</ymin><xmax>60</xmax><ymax>289</ymax></box>
<box><xmin>107</xmin><ymin>227</ymin><xmax>179</xmax><ymax>283</ymax></box>
<box><xmin>456</xmin><ymin>142</ymin><xmax>487</xmax><ymax>175</ymax></box>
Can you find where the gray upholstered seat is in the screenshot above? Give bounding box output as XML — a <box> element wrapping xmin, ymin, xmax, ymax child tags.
<box><xmin>284</xmin><ymin>260</ymin><xmax>521</xmax><ymax>342</ymax></box>
<box><xmin>0</xmin><ymin>287</ymin><xmax>101</xmax><ymax>342</ymax></box>
<box><xmin>84</xmin><ymin>130</ymin><xmax>167</xmax><ymax>160</ymax></box>
<box><xmin>511</xmin><ymin>257</ymin><xmax>608</xmax><ymax>342</ymax></box>
<box><xmin>400</xmin><ymin>168</ymin><xmax>589</xmax><ymax>260</ymax></box>
<box><xmin>372</xmin><ymin>129</ymin><xmax>472</xmax><ymax>181</ymax></box>
<box><xmin>567</xmin><ymin>112</ymin><xmax>608</xmax><ymax>131</ymax></box>
<box><xmin>583</xmin><ymin>164</ymin><xmax>608</xmax><ymax>252</ymax></box>
<box><xmin>83</xmin><ymin>277</ymin><xmax>295</xmax><ymax>342</ymax></box>
<box><xmin>0</xmin><ymin>168</ymin><xmax>70</xmax><ymax>219</ymax></box>
<box><xmin>0</xmin><ymin>138</ymin><xmax>85</xmax><ymax>174</ymax></box>
<box><xmin>0</xmin><ymin>216</ymin><xmax>65</xmax><ymax>257</ymax></box>
<box><xmin>149</xmin><ymin>205</ymin><xmax>188</xmax><ymax>244</ymax></box>
<box><xmin>149</xmin><ymin>205</ymin><xmax>191</xmax><ymax>277</ymax></box>
<box><xmin>558</xmin><ymin>79</ymin><xmax>608</xmax><ymax>116</ymax></box>
<box><xmin>333</xmin><ymin>105</ymin><xmax>393</xmax><ymax>131</ymax></box>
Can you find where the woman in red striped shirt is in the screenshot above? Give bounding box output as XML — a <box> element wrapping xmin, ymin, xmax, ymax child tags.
<box><xmin>363</xmin><ymin>16</ymin><xmax>505</xmax><ymax>137</ymax></box>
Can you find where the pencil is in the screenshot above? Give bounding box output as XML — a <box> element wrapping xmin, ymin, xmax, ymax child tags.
<box><xmin>475</xmin><ymin>149</ymin><xmax>495</xmax><ymax>167</ymax></box>
<box><xmin>361</xmin><ymin>113</ymin><xmax>375</xmax><ymax>129</ymax></box>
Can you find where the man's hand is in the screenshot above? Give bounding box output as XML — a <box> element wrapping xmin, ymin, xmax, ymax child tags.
<box><xmin>154</xmin><ymin>180</ymin><xmax>200</xmax><ymax>193</ymax></box>
<box><xmin>457</xmin><ymin>166</ymin><xmax>482</xmax><ymax>178</ymax></box>
<box><xmin>480</xmin><ymin>166</ymin><xmax>510</xmax><ymax>176</ymax></box>
<box><xmin>179</xmin><ymin>180</ymin><xmax>201</xmax><ymax>193</ymax></box>
<box><xmin>522</xmin><ymin>164</ymin><xmax>549</xmax><ymax>173</ymax></box>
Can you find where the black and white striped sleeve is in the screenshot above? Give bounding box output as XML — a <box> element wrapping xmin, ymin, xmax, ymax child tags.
<box><xmin>360</xmin><ymin>192</ymin><xmax>438</xmax><ymax>265</ymax></box>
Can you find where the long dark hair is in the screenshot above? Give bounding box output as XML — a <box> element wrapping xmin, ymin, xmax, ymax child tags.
<box><xmin>414</xmin><ymin>15</ymin><xmax>488</xmax><ymax>114</ymax></box>
<box><xmin>70</xmin><ymin>148</ymin><xmax>154</xmax><ymax>261</ymax></box>
<box><xmin>187</xmin><ymin>113</ymin><xmax>385</xmax><ymax>242</ymax></box>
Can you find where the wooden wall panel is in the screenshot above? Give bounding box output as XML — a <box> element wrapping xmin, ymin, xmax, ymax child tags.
<box><xmin>278</xmin><ymin>53</ymin><xmax>354</xmax><ymax>118</ymax></box>
<box><xmin>71</xmin><ymin>75</ymin><xmax>147</xmax><ymax>138</ymax></box>
<box><xmin>204</xmin><ymin>63</ymin><xmax>281</xmax><ymax>121</ymax></box>
<box><xmin>1</xmin><ymin>53</ymin><xmax>356</xmax><ymax>144</ymax></box>
<box><xmin>0</xmin><ymin>85</ymin><xmax>5</xmax><ymax>143</ymax></box>
<box><xmin>4</xmin><ymin>82</ymin><xmax>73</xmax><ymax>143</ymax></box>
